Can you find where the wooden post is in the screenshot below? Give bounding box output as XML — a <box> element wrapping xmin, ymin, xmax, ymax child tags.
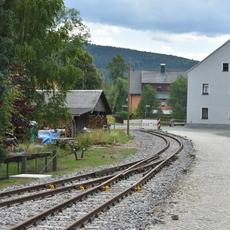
<box><xmin>21</xmin><ymin>156</ymin><xmax>27</xmax><ymax>174</ymax></box>
<box><xmin>6</xmin><ymin>163</ymin><xmax>9</xmax><ymax>178</ymax></box>
<box><xmin>44</xmin><ymin>156</ymin><xmax>48</xmax><ymax>172</ymax></box>
<box><xmin>73</xmin><ymin>149</ymin><xmax>78</xmax><ymax>160</ymax></box>
<box><xmin>127</xmin><ymin>64</ymin><xmax>131</xmax><ymax>136</ymax></box>
<box><xmin>35</xmin><ymin>158</ymin><xmax>38</xmax><ymax>174</ymax></box>
<box><xmin>17</xmin><ymin>162</ymin><xmax>20</xmax><ymax>174</ymax></box>
<box><xmin>81</xmin><ymin>148</ymin><xmax>85</xmax><ymax>159</ymax></box>
<box><xmin>52</xmin><ymin>150</ymin><xmax>57</xmax><ymax>171</ymax></box>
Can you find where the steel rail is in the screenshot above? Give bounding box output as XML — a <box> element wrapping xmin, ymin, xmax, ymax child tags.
<box><xmin>9</xmin><ymin>158</ymin><xmax>164</xmax><ymax>230</ymax></box>
<box><xmin>0</xmin><ymin>158</ymin><xmax>164</xmax><ymax>208</ymax></box>
<box><xmin>0</xmin><ymin>175</ymin><xmax>112</xmax><ymax>208</ymax></box>
<box><xmin>0</xmin><ymin>131</ymin><xmax>167</xmax><ymax>199</ymax></box>
<box><xmin>8</xmin><ymin>131</ymin><xmax>169</xmax><ymax>230</ymax></box>
<box><xmin>0</xmin><ymin>161</ymin><xmax>141</xmax><ymax>198</ymax></box>
<box><xmin>64</xmin><ymin>131</ymin><xmax>183</xmax><ymax>229</ymax></box>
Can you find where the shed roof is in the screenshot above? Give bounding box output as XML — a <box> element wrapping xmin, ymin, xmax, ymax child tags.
<box><xmin>66</xmin><ymin>90</ymin><xmax>111</xmax><ymax>116</ymax></box>
<box><xmin>37</xmin><ymin>90</ymin><xmax>111</xmax><ymax>116</ymax></box>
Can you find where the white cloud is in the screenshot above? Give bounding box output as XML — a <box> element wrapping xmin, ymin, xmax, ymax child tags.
<box><xmin>66</xmin><ymin>0</ymin><xmax>230</xmax><ymax>61</ymax></box>
<box><xmin>85</xmin><ymin>21</ymin><xmax>230</xmax><ymax>61</ymax></box>
<box><xmin>66</xmin><ymin>0</ymin><xmax>230</xmax><ymax>35</ymax></box>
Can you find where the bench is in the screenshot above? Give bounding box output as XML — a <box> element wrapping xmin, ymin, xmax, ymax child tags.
<box><xmin>169</xmin><ymin>119</ymin><xmax>185</xmax><ymax>127</ymax></box>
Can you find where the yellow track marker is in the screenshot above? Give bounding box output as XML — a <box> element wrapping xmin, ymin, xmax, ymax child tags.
<box><xmin>102</xmin><ymin>185</ymin><xmax>110</xmax><ymax>192</ymax></box>
<box><xmin>47</xmin><ymin>184</ymin><xmax>56</xmax><ymax>189</ymax></box>
<box><xmin>134</xmin><ymin>185</ymin><xmax>142</xmax><ymax>192</ymax></box>
<box><xmin>80</xmin><ymin>185</ymin><xmax>86</xmax><ymax>190</ymax></box>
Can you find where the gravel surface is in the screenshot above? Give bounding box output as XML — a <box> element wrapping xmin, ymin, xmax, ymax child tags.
<box><xmin>0</xmin><ymin>130</ymin><xmax>194</xmax><ymax>230</ymax></box>
<box><xmin>147</xmin><ymin>127</ymin><xmax>230</xmax><ymax>230</ymax></box>
<box><xmin>0</xmin><ymin>131</ymin><xmax>166</xmax><ymax>229</ymax></box>
<box><xmin>84</xmin><ymin>132</ymin><xmax>193</xmax><ymax>230</ymax></box>
<box><xmin>29</xmin><ymin>174</ymin><xmax>144</xmax><ymax>230</ymax></box>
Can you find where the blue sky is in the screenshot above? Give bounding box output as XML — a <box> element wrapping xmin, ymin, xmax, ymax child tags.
<box><xmin>65</xmin><ymin>0</ymin><xmax>230</xmax><ymax>60</ymax></box>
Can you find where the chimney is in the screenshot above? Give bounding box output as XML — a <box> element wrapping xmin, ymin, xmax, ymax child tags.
<box><xmin>160</xmin><ymin>64</ymin><xmax>166</xmax><ymax>74</ymax></box>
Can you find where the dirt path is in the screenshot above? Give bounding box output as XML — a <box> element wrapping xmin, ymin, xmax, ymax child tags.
<box><xmin>148</xmin><ymin>127</ymin><xmax>230</xmax><ymax>230</ymax></box>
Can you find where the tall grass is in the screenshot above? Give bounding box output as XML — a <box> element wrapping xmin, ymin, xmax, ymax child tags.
<box><xmin>77</xmin><ymin>129</ymin><xmax>131</xmax><ymax>149</ymax></box>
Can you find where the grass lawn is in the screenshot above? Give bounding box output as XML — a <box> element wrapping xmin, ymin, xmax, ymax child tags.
<box><xmin>0</xmin><ymin>178</ymin><xmax>33</xmax><ymax>189</ymax></box>
<box><xmin>51</xmin><ymin>147</ymin><xmax>137</xmax><ymax>176</ymax></box>
<box><xmin>0</xmin><ymin>130</ymin><xmax>137</xmax><ymax>189</ymax></box>
<box><xmin>0</xmin><ymin>147</ymin><xmax>136</xmax><ymax>189</ymax></box>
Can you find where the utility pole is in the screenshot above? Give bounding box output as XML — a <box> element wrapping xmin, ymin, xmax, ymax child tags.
<box><xmin>127</xmin><ymin>64</ymin><xmax>131</xmax><ymax>136</ymax></box>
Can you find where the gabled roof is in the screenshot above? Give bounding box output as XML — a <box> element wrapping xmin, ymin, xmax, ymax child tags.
<box><xmin>37</xmin><ymin>90</ymin><xmax>111</xmax><ymax>116</ymax></box>
<box><xmin>66</xmin><ymin>90</ymin><xmax>111</xmax><ymax>116</ymax></box>
<box><xmin>66</xmin><ymin>90</ymin><xmax>102</xmax><ymax>109</ymax></box>
<box><xmin>142</xmin><ymin>71</ymin><xmax>185</xmax><ymax>84</ymax></box>
<box><xmin>130</xmin><ymin>70</ymin><xmax>186</xmax><ymax>94</ymax></box>
<box><xmin>187</xmin><ymin>39</ymin><xmax>230</xmax><ymax>73</ymax></box>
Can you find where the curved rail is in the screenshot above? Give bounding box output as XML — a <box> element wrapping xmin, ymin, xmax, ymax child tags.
<box><xmin>0</xmin><ymin>132</ymin><xmax>167</xmax><ymax>208</ymax></box>
<box><xmin>0</xmin><ymin>131</ymin><xmax>167</xmax><ymax>200</ymax></box>
<box><xmin>8</xmin><ymin>131</ymin><xmax>170</xmax><ymax>230</ymax></box>
<box><xmin>64</xmin><ymin>131</ymin><xmax>183</xmax><ymax>229</ymax></box>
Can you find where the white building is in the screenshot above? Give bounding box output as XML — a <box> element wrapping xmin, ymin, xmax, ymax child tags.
<box><xmin>187</xmin><ymin>39</ymin><xmax>230</xmax><ymax>127</ymax></box>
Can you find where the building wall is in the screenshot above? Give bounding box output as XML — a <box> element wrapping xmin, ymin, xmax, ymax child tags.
<box><xmin>130</xmin><ymin>95</ymin><xmax>141</xmax><ymax>112</ymax></box>
<box><xmin>94</xmin><ymin>98</ymin><xmax>106</xmax><ymax>112</ymax></box>
<box><xmin>187</xmin><ymin>41</ymin><xmax>230</xmax><ymax>126</ymax></box>
<box><xmin>73</xmin><ymin>114</ymin><xmax>88</xmax><ymax>134</ymax></box>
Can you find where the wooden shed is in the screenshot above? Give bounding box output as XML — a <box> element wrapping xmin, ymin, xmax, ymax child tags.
<box><xmin>65</xmin><ymin>90</ymin><xmax>112</xmax><ymax>134</ymax></box>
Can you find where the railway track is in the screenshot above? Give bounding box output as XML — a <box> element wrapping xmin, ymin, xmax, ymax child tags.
<box><xmin>1</xmin><ymin>130</ymin><xmax>183</xmax><ymax>230</ymax></box>
<box><xmin>0</xmin><ymin>131</ymin><xmax>167</xmax><ymax>207</ymax></box>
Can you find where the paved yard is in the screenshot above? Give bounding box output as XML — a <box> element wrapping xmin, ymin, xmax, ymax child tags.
<box><xmin>148</xmin><ymin>127</ymin><xmax>230</xmax><ymax>230</ymax></box>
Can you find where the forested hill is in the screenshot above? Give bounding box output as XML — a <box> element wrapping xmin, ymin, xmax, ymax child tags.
<box><xmin>86</xmin><ymin>44</ymin><xmax>198</xmax><ymax>71</ymax></box>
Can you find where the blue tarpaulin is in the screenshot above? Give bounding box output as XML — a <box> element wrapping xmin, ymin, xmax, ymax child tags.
<box><xmin>38</xmin><ymin>130</ymin><xmax>60</xmax><ymax>144</ymax></box>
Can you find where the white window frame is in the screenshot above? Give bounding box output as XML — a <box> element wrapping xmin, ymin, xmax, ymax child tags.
<box><xmin>202</xmin><ymin>83</ymin><xmax>209</xmax><ymax>95</ymax></box>
<box><xmin>201</xmin><ymin>107</ymin><xmax>208</xmax><ymax>119</ymax></box>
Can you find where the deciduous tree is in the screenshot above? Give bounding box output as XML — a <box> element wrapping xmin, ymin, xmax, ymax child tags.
<box><xmin>0</xmin><ymin>0</ymin><xmax>18</xmax><ymax>160</ymax></box>
<box><xmin>107</xmin><ymin>54</ymin><xmax>127</xmax><ymax>82</ymax></box>
<box><xmin>73</xmin><ymin>49</ymin><xmax>102</xmax><ymax>89</ymax></box>
<box><xmin>108</xmin><ymin>77</ymin><xmax>128</xmax><ymax>113</ymax></box>
<box><xmin>10</xmin><ymin>0</ymin><xmax>92</xmax><ymax>130</ymax></box>
<box><xmin>0</xmin><ymin>0</ymin><xmax>103</xmax><ymax>147</ymax></box>
<box><xmin>136</xmin><ymin>85</ymin><xmax>160</xmax><ymax>118</ymax></box>
<box><xmin>169</xmin><ymin>76</ymin><xmax>187</xmax><ymax>119</ymax></box>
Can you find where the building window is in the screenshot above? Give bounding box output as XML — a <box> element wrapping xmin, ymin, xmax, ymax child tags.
<box><xmin>202</xmin><ymin>83</ymin><xmax>209</xmax><ymax>95</ymax></box>
<box><xmin>157</xmin><ymin>86</ymin><xmax>162</xmax><ymax>91</ymax></box>
<box><xmin>223</xmin><ymin>63</ymin><xmax>229</xmax><ymax>72</ymax></box>
<box><xmin>202</xmin><ymin>108</ymin><xmax>208</xmax><ymax>119</ymax></box>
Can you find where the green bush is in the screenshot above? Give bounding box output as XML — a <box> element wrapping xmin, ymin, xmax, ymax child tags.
<box><xmin>119</xmin><ymin>111</ymin><xmax>128</xmax><ymax>120</ymax></box>
<box><xmin>77</xmin><ymin>129</ymin><xmax>131</xmax><ymax>149</ymax></box>
<box><xmin>0</xmin><ymin>146</ymin><xmax>6</xmax><ymax>163</ymax></box>
<box><xmin>158</xmin><ymin>115</ymin><xmax>172</xmax><ymax>126</ymax></box>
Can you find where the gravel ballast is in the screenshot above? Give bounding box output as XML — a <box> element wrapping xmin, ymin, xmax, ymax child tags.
<box><xmin>84</xmin><ymin>131</ymin><xmax>193</xmax><ymax>230</ymax></box>
<box><xmin>0</xmin><ymin>130</ymin><xmax>194</xmax><ymax>230</ymax></box>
